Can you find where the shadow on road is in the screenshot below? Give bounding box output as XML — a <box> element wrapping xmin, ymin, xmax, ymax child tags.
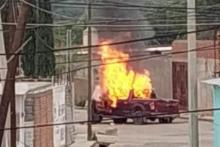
<box><xmin>92</xmin><ymin>119</ymin><xmax>188</xmax><ymax>126</ymax></box>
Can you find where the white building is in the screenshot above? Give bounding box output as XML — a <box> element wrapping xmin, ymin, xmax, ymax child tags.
<box><xmin>0</xmin><ymin>82</ymin><xmax>50</xmax><ymax>147</ymax></box>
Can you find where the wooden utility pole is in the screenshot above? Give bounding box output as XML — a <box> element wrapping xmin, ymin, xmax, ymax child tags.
<box><xmin>0</xmin><ymin>1</ymin><xmax>30</xmax><ymax>146</ymax></box>
<box><xmin>1</xmin><ymin>1</ymin><xmax>18</xmax><ymax>147</ymax></box>
<box><xmin>187</xmin><ymin>0</ymin><xmax>199</xmax><ymax>147</ymax></box>
<box><xmin>10</xmin><ymin>1</ymin><xmax>18</xmax><ymax>147</ymax></box>
<box><xmin>87</xmin><ymin>0</ymin><xmax>93</xmax><ymax>141</ymax></box>
<box><xmin>34</xmin><ymin>0</ymin><xmax>39</xmax><ymax>77</ymax></box>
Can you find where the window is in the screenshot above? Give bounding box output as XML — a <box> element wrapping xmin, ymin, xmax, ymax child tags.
<box><xmin>24</xmin><ymin>97</ymin><xmax>34</xmax><ymax>122</ymax></box>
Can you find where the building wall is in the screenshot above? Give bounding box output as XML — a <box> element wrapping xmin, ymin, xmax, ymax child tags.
<box><xmin>53</xmin><ymin>85</ymin><xmax>75</xmax><ymax>147</ymax></box>
<box><xmin>0</xmin><ymin>13</ymin><xmax>7</xmax><ymax>80</ymax></box>
<box><xmin>172</xmin><ymin>61</ymin><xmax>188</xmax><ymax>110</ymax></box>
<box><xmin>172</xmin><ymin>40</ymin><xmax>215</xmax><ymax>115</ymax></box>
<box><xmin>140</xmin><ymin>56</ymin><xmax>173</xmax><ymax>99</ymax></box>
<box><xmin>213</xmin><ymin>86</ymin><xmax>220</xmax><ymax>147</ymax></box>
<box><xmin>197</xmin><ymin>58</ymin><xmax>214</xmax><ymax>115</ymax></box>
<box><xmin>72</xmin><ymin>78</ymin><xmax>88</xmax><ymax>106</ymax></box>
<box><xmin>172</xmin><ymin>40</ymin><xmax>216</xmax><ymax>60</ymax></box>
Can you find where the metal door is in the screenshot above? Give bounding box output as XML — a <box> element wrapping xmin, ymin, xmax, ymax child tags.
<box><xmin>172</xmin><ymin>62</ymin><xmax>188</xmax><ymax>110</ymax></box>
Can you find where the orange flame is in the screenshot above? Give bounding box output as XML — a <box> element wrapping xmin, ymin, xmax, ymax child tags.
<box><xmin>99</xmin><ymin>42</ymin><xmax>152</xmax><ymax>107</ymax></box>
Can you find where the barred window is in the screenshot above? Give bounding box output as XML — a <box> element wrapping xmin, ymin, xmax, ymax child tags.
<box><xmin>24</xmin><ymin>97</ymin><xmax>34</xmax><ymax>122</ymax></box>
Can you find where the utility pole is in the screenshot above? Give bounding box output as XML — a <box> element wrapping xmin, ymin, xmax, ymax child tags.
<box><xmin>67</xmin><ymin>29</ymin><xmax>72</xmax><ymax>83</ymax></box>
<box><xmin>0</xmin><ymin>1</ymin><xmax>30</xmax><ymax>145</ymax></box>
<box><xmin>66</xmin><ymin>29</ymin><xmax>75</xmax><ymax>146</ymax></box>
<box><xmin>1</xmin><ymin>0</ymin><xmax>18</xmax><ymax>147</ymax></box>
<box><xmin>10</xmin><ymin>3</ymin><xmax>18</xmax><ymax>147</ymax></box>
<box><xmin>35</xmin><ymin>0</ymin><xmax>39</xmax><ymax>77</ymax></box>
<box><xmin>0</xmin><ymin>12</ymin><xmax>10</xmax><ymax>147</ymax></box>
<box><xmin>187</xmin><ymin>0</ymin><xmax>199</xmax><ymax>147</ymax></box>
<box><xmin>1</xmin><ymin>0</ymin><xmax>18</xmax><ymax>146</ymax></box>
<box><xmin>87</xmin><ymin>0</ymin><xmax>93</xmax><ymax>141</ymax></box>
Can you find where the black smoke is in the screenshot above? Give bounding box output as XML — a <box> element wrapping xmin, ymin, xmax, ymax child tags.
<box><xmin>92</xmin><ymin>0</ymin><xmax>155</xmax><ymax>53</ymax></box>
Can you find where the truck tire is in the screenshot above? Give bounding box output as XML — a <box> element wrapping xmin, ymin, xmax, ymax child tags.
<box><xmin>133</xmin><ymin>110</ymin><xmax>145</xmax><ymax>125</ymax></box>
<box><xmin>113</xmin><ymin>118</ymin><xmax>127</xmax><ymax>124</ymax></box>
<box><xmin>91</xmin><ymin>112</ymin><xmax>102</xmax><ymax>124</ymax></box>
<box><xmin>159</xmin><ymin>117</ymin><xmax>173</xmax><ymax>124</ymax></box>
<box><xmin>91</xmin><ymin>104</ymin><xmax>102</xmax><ymax>124</ymax></box>
<box><xmin>159</xmin><ymin>118</ymin><xmax>167</xmax><ymax>123</ymax></box>
<box><xmin>167</xmin><ymin>117</ymin><xmax>173</xmax><ymax>123</ymax></box>
<box><xmin>91</xmin><ymin>100</ymin><xmax>102</xmax><ymax>124</ymax></box>
<box><xmin>149</xmin><ymin>118</ymin><xmax>156</xmax><ymax>122</ymax></box>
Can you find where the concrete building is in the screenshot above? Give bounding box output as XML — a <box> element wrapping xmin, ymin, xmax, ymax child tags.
<box><xmin>54</xmin><ymin>27</ymin><xmax>99</xmax><ymax>107</ymax></box>
<box><xmin>0</xmin><ymin>82</ymin><xmax>75</xmax><ymax>147</ymax></box>
<box><xmin>0</xmin><ymin>14</ymin><xmax>7</xmax><ymax>80</ymax></box>
<box><xmin>139</xmin><ymin>47</ymin><xmax>173</xmax><ymax>99</ymax></box>
<box><xmin>172</xmin><ymin>40</ymin><xmax>215</xmax><ymax>113</ymax></box>
<box><xmin>0</xmin><ymin>82</ymin><xmax>50</xmax><ymax>147</ymax></box>
<box><xmin>203</xmin><ymin>78</ymin><xmax>220</xmax><ymax>147</ymax></box>
<box><xmin>24</xmin><ymin>84</ymin><xmax>75</xmax><ymax>147</ymax></box>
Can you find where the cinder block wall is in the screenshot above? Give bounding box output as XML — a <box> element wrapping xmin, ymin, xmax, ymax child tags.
<box><xmin>34</xmin><ymin>90</ymin><xmax>54</xmax><ymax>147</ymax></box>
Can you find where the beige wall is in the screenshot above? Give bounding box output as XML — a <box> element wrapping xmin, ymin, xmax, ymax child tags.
<box><xmin>72</xmin><ymin>78</ymin><xmax>88</xmax><ymax>106</ymax></box>
<box><xmin>197</xmin><ymin>58</ymin><xmax>214</xmax><ymax>115</ymax></box>
<box><xmin>140</xmin><ymin>56</ymin><xmax>173</xmax><ymax>99</ymax></box>
<box><xmin>173</xmin><ymin>57</ymin><xmax>214</xmax><ymax>115</ymax></box>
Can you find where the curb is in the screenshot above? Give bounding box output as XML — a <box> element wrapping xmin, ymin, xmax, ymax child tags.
<box><xmin>179</xmin><ymin>115</ymin><xmax>213</xmax><ymax>122</ymax></box>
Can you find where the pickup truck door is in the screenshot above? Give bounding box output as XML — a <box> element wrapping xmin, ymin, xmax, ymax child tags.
<box><xmin>155</xmin><ymin>100</ymin><xmax>171</xmax><ymax>113</ymax></box>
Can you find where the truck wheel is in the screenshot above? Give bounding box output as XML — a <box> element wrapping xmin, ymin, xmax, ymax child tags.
<box><xmin>167</xmin><ymin>117</ymin><xmax>173</xmax><ymax>123</ymax></box>
<box><xmin>91</xmin><ymin>113</ymin><xmax>102</xmax><ymax>124</ymax></box>
<box><xmin>149</xmin><ymin>118</ymin><xmax>156</xmax><ymax>122</ymax></box>
<box><xmin>133</xmin><ymin>111</ymin><xmax>145</xmax><ymax>125</ymax></box>
<box><xmin>113</xmin><ymin>118</ymin><xmax>127</xmax><ymax>124</ymax></box>
<box><xmin>159</xmin><ymin>118</ymin><xmax>163</xmax><ymax>123</ymax></box>
<box><xmin>159</xmin><ymin>118</ymin><xmax>167</xmax><ymax>123</ymax></box>
<box><xmin>159</xmin><ymin>118</ymin><xmax>172</xmax><ymax>124</ymax></box>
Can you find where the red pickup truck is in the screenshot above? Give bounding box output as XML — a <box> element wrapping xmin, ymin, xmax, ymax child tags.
<box><xmin>91</xmin><ymin>90</ymin><xmax>179</xmax><ymax>125</ymax></box>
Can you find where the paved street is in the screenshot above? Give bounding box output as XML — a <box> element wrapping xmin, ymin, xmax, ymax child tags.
<box><xmin>74</xmin><ymin>109</ymin><xmax>213</xmax><ymax>147</ymax></box>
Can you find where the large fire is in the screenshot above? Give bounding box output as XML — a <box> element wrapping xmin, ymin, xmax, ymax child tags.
<box><xmin>99</xmin><ymin>42</ymin><xmax>152</xmax><ymax>107</ymax></box>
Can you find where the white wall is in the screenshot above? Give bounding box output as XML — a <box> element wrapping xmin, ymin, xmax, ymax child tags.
<box><xmin>0</xmin><ymin>14</ymin><xmax>7</xmax><ymax>80</ymax></box>
<box><xmin>197</xmin><ymin>58</ymin><xmax>214</xmax><ymax>115</ymax></box>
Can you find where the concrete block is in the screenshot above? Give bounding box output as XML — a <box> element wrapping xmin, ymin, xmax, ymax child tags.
<box><xmin>70</xmin><ymin>141</ymin><xmax>96</xmax><ymax>147</ymax></box>
<box><xmin>97</xmin><ymin>127</ymin><xmax>118</xmax><ymax>136</ymax></box>
<box><xmin>96</xmin><ymin>127</ymin><xmax>118</xmax><ymax>145</ymax></box>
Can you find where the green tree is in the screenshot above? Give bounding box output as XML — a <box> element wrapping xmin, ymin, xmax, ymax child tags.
<box><xmin>144</xmin><ymin>0</ymin><xmax>187</xmax><ymax>45</ymax></box>
<box><xmin>21</xmin><ymin>0</ymin><xmax>55</xmax><ymax>77</ymax></box>
<box><xmin>144</xmin><ymin>0</ymin><xmax>220</xmax><ymax>44</ymax></box>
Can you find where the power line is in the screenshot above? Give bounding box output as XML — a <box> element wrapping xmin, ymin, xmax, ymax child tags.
<box><xmin>2</xmin><ymin>21</ymin><xmax>220</xmax><ymax>27</ymax></box>
<box><xmin>50</xmin><ymin>1</ymin><xmax>220</xmax><ymax>18</ymax></box>
<box><xmin>0</xmin><ymin>43</ymin><xmax>217</xmax><ymax>81</ymax></box>
<box><xmin>20</xmin><ymin>0</ymin><xmax>76</xmax><ymax>20</ymax></box>
<box><xmin>95</xmin><ymin>0</ymin><xmax>219</xmax><ymax>10</ymax></box>
<box><xmin>0</xmin><ymin>27</ymin><xmax>215</xmax><ymax>56</ymax></box>
<box><xmin>55</xmin><ymin>44</ymin><xmax>217</xmax><ymax>76</ymax></box>
<box><xmin>55</xmin><ymin>44</ymin><xmax>215</xmax><ymax>65</ymax></box>
<box><xmin>33</xmin><ymin>0</ymin><xmax>220</xmax><ymax>10</ymax></box>
<box><xmin>0</xmin><ymin>107</ymin><xmax>219</xmax><ymax>131</ymax></box>
<box><xmin>51</xmin><ymin>27</ymin><xmax>218</xmax><ymax>52</ymax></box>
<box><xmin>17</xmin><ymin>0</ymin><xmax>220</xmax><ymax>22</ymax></box>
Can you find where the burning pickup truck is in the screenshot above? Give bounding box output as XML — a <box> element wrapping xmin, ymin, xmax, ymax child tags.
<box><xmin>91</xmin><ymin>43</ymin><xmax>179</xmax><ymax>124</ymax></box>
<box><xmin>91</xmin><ymin>87</ymin><xmax>179</xmax><ymax>125</ymax></box>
